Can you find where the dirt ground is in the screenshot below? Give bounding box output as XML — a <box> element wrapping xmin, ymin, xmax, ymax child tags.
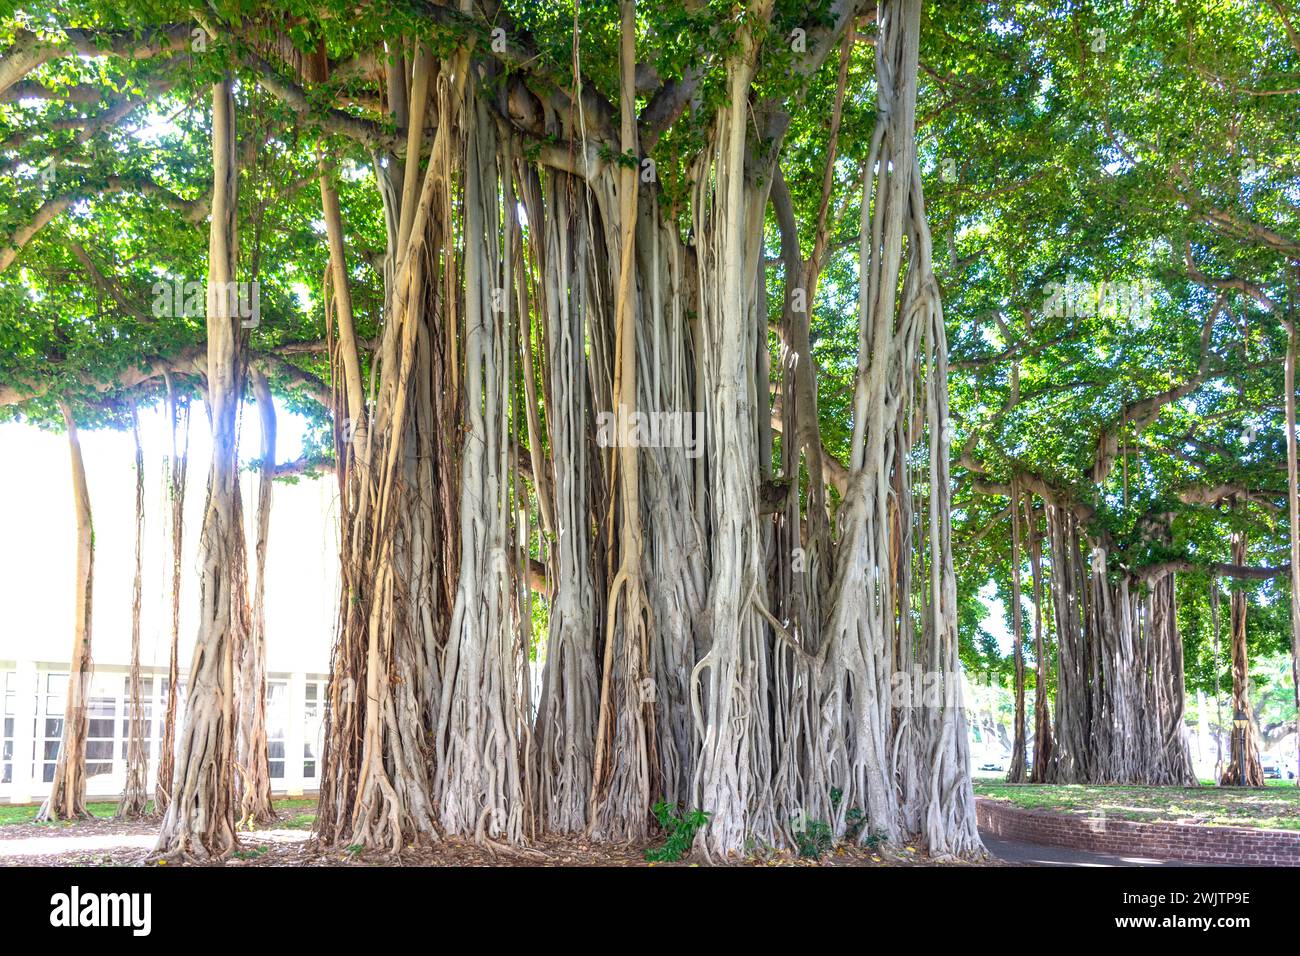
<box><xmin>0</xmin><ymin>816</ymin><xmax>990</xmax><ymax>867</ymax></box>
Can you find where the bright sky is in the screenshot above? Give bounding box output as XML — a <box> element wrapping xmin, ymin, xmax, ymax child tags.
<box><xmin>979</xmin><ymin>580</ymin><xmax>1016</xmax><ymax>656</ymax></box>
<box><xmin>0</xmin><ymin>401</ymin><xmax>339</xmax><ymax>674</ymax></box>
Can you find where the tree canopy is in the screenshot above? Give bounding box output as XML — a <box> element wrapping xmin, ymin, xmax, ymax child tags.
<box><xmin>1</xmin><ymin>0</ymin><xmax>1297</xmax><ymax>858</ymax></box>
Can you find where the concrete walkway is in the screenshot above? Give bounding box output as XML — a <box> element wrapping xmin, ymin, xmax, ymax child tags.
<box><xmin>0</xmin><ymin>822</ymin><xmax>1192</xmax><ymax>867</ymax></box>
<box><xmin>0</xmin><ymin>832</ymin><xmax>154</xmax><ymax>859</ymax></box>
<box><xmin>982</xmin><ymin>831</ymin><xmax>1194</xmax><ymax>867</ymax></box>
<box><xmin>0</xmin><ymin>827</ymin><xmax>309</xmax><ymax>860</ymax></box>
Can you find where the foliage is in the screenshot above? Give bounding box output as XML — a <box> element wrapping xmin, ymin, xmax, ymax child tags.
<box><xmin>644</xmin><ymin>801</ymin><xmax>710</xmax><ymax>862</ymax></box>
<box><xmin>793</xmin><ymin>817</ymin><xmax>834</xmax><ymax>859</ymax></box>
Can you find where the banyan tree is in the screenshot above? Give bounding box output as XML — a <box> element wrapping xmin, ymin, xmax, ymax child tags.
<box><xmin>300</xmin><ymin>0</ymin><xmax>982</xmax><ymax>859</ymax></box>
<box><xmin>3</xmin><ymin>0</ymin><xmax>1298</xmax><ymax>865</ymax></box>
<box><xmin>0</xmin><ymin>0</ymin><xmax>986</xmax><ymax>860</ymax></box>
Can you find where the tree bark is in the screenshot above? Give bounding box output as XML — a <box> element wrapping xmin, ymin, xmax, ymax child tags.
<box><xmin>234</xmin><ymin>369</ymin><xmax>277</xmax><ymax>827</ymax></box>
<box><xmin>1211</xmin><ymin>581</ymin><xmax>1225</xmax><ymax>780</ymax></box>
<box><xmin>528</xmin><ymin>166</ymin><xmax>600</xmax><ymax>833</ymax></box>
<box><xmin>155</xmin><ymin>373</ymin><xmax>189</xmax><ymax>814</ymax></box>
<box><xmin>689</xmin><ymin>0</ymin><xmax>779</xmax><ymax>859</ymax></box>
<box><xmin>1221</xmin><ymin>528</ymin><xmax>1264</xmax><ymax>787</ymax></box>
<box><xmin>316</xmin><ymin>47</ymin><xmax>461</xmax><ymax>853</ymax></box>
<box><xmin>1007</xmin><ymin>479</ymin><xmax>1027</xmax><ymax>782</ymax></box>
<box><xmin>589</xmin><ymin>0</ymin><xmax>656</xmax><ymax>843</ymax></box>
<box><xmin>815</xmin><ymin>0</ymin><xmax>983</xmax><ymax>858</ymax></box>
<box><xmin>152</xmin><ymin>74</ymin><xmax>241</xmax><ymax>859</ymax></box>
<box><xmin>1024</xmin><ymin>494</ymin><xmax>1053</xmax><ymax>782</ymax></box>
<box><xmin>435</xmin><ymin>87</ymin><xmax>531</xmax><ymax>847</ymax></box>
<box><xmin>36</xmin><ymin>397</ymin><xmax>95</xmax><ymax>822</ymax></box>
<box><xmin>1284</xmin><ymin>318</ymin><xmax>1300</xmax><ymax>788</ymax></box>
<box><xmin>1045</xmin><ymin>504</ymin><xmax>1195</xmax><ymax>786</ymax></box>
<box><xmin>117</xmin><ymin>399</ymin><xmax>149</xmax><ymax>819</ymax></box>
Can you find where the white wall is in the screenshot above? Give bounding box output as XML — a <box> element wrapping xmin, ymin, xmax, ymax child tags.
<box><xmin>0</xmin><ymin>411</ymin><xmax>338</xmax><ymax>674</ymax></box>
<box><xmin>0</xmin><ymin>409</ymin><xmax>339</xmax><ymax>804</ymax></box>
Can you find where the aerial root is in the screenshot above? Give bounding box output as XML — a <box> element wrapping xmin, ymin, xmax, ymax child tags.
<box><xmin>475</xmin><ymin>808</ymin><xmax>547</xmax><ymax>861</ymax></box>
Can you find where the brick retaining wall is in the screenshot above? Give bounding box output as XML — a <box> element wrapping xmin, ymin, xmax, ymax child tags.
<box><xmin>977</xmin><ymin>797</ymin><xmax>1300</xmax><ymax>866</ymax></box>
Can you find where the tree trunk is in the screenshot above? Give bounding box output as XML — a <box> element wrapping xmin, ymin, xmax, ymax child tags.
<box><xmin>1043</xmin><ymin>503</ymin><xmax>1195</xmax><ymax>785</ymax></box>
<box><xmin>815</xmin><ymin>0</ymin><xmax>982</xmax><ymax>858</ymax></box>
<box><xmin>689</xmin><ymin>0</ymin><xmax>779</xmax><ymax>859</ymax></box>
<box><xmin>234</xmin><ymin>369</ymin><xmax>277</xmax><ymax>827</ymax></box>
<box><xmin>589</xmin><ymin>0</ymin><xmax>656</xmax><ymax>843</ymax></box>
<box><xmin>117</xmin><ymin>399</ymin><xmax>149</xmax><ymax>819</ymax></box>
<box><xmin>435</xmin><ymin>87</ymin><xmax>531</xmax><ymax>847</ymax></box>
<box><xmin>152</xmin><ymin>75</ymin><xmax>240</xmax><ymax>859</ymax></box>
<box><xmin>1045</xmin><ymin>505</ymin><xmax>1091</xmax><ymax>781</ymax></box>
<box><xmin>1211</xmin><ymin>579</ymin><xmax>1225</xmax><ymax>780</ymax></box>
<box><xmin>316</xmin><ymin>48</ymin><xmax>461</xmax><ymax>852</ymax></box>
<box><xmin>1025</xmin><ymin>494</ymin><xmax>1053</xmax><ymax>782</ymax></box>
<box><xmin>36</xmin><ymin>397</ymin><xmax>94</xmax><ymax>822</ymax></box>
<box><xmin>291</xmin><ymin>6</ymin><xmax>983</xmax><ymax>861</ymax></box>
<box><xmin>155</xmin><ymin>374</ymin><xmax>189</xmax><ymax>814</ymax></box>
<box><xmin>1007</xmin><ymin>479</ymin><xmax>1027</xmax><ymax>782</ymax></box>
<box><xmin>1221</xmin><ymin>528</ymin><xmax>1264</xmax><ymax>787</ymax></box>
<box><xmin>1146</xmin><ymin>565</ymin><xmax>1196</xmax><ymax>784</ymax></box>
<box><xmin>528</xmin><ymin>167</ymin><xmax>600</xmax><ymax>833</ymax></box>
<box><xmin>1284</xmin><ymin>318</ymin><xmax>1300</xmax><ymax>788</ymax></box>
<box><xmin>636</xmin><ymin>204</ymin><xmax>707</xmax><ymax>816</ymax></box>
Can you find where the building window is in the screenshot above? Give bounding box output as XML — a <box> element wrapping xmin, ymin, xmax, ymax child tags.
<box><xmin>303</xmin><ymin>680</ymin><xmax>325</xmax><ymax>780</ymax></box>
<box><xmin>120</xmin><ymin>675</ymin><xmax>154</xmax><ymax>763</ymax></box>
<box><xmin>2</xmin><ymin>671</ymin><xmax>14</xmax><ymax>785</ymax></box>
<box><xmin>38</xmin><ymin>673</ymin><xmax>67</xmax><ymax>783</ymax></box>
<box><xmin>267</xmin><ymin>680</ymin><xmax>287</xmax><ymax>780</ymax></box>
<box><xmin>85</xmin><ymin>695</ymin><xmax>116</xmax><ymax>778</ymax></box>
<box><xmin>157</xmin><ymin>678</ymin><xmax>186</xmax><ymax>766</ymax></box>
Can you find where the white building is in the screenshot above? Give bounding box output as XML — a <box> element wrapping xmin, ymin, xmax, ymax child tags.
<box><xmin>0</xmin><ymin>415</ymin><xmax>339</xmax><ymax>805</ymax></box>
<box><xmin>1</xmin><ymin>666</ymin><xmax>329</xmax><ymax>803</ymax></box>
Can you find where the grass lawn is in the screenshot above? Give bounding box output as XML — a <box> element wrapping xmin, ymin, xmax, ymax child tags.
<box><xmin>973</xmin><ymin>779</ymin><xmax>1300</xmax><ymax>831</ymax></box>
<box><xmin>274</xmin><ymin>799</ymin><xmax>317</xmax><ymax>830</ymax></box>
<box><xmin>0</xmin><ymin>797</ymin><xmax>317</xmax><ymax>829</ymax></box>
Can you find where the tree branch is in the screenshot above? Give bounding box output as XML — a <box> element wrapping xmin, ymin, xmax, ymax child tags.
<box><xmin>0</xmin><ymin>25</ymin><xmax>191</xmax><ymax>97</ymax></box>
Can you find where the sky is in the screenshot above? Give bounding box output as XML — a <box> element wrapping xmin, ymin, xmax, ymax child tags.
<box><xmin>0</xmin><ymin>400</ymin><xmax>339</xmax><ymax>675</ymax></box>
<box><xmin>979</xmin><ymin>580</ymin><xmax>1015</xmax><ymax>656</ymax></box>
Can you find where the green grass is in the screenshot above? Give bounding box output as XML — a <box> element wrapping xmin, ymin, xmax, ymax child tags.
<box><xmin>0</xmin><ymin>797</ymin><xmax>318</xmax><ymax>829</ymax></box>
<box><xmin>275</xmin><ymin>813</ymin><xmax>316</xmax><ymax>830</ymax></box>
<box><xmin>270</xmin><ymin>799</ymin><xmax>317</xmax><ymax>831</ymax></box>
<box><xmin>0</xmin><ymin>800</ymin><xmax>121</xmax><ymax>826</ymax></box>
<box><xmin>974</xmin><ymin>779</ymin><xmax>1300</xmax><ymax>831</ymax></box>
<box><xmin>270</xmin><ymin>798</ymin><xmax>316</xmax><ymax>814</ymax></box>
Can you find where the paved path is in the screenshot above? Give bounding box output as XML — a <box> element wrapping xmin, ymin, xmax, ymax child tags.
<box><xmin>0</xmin><ymin>827</ymin><xmax>308</xmax><ymax>860</ymax></box>
<box><xmin>0</xmin><ymin>823</ymin><xmax>1186</xmax><ymax>867</ymax></box>
<box><xmin>982</xmin><ymin>831</ymin><xmax>1194</xmax><ymax>867</ymax></box>
<box><xmin>0</xmin><ymin>832</ymin><xmax>153</xmax><ymax>859</ymax></box>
